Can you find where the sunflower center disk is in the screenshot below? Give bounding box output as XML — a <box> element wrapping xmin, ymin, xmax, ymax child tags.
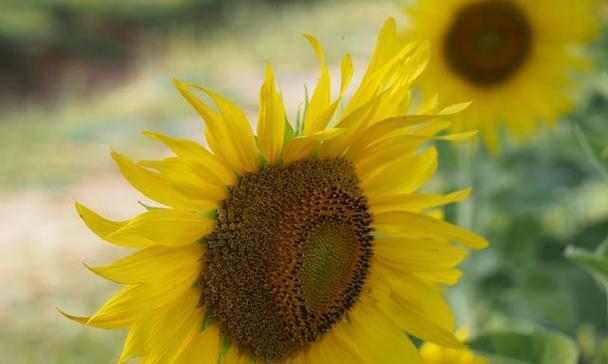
<box><xmin>199</xmin><ymin>158</ymin><xmax>373</xmax><ymax>362</ymax></box>
<box><xmin>444</xmin><ymin>0</ymin><xmax>532</xmax><ymax>86</ymax></box>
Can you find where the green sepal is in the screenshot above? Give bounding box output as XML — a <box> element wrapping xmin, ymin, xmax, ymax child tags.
<box><xmin>137</xmin><ymin>201</ymin><xmax>161</xmax><ymax>210</ymax></box>
<box><xmin>199</xmin><ymin>209</ymin><xmax>218</xmax><ymax>220</ymax></box>
<box><xmin>258</xmin><ymin>152</ymin><xmax>267</xmax><ymax>169</ymax></box>
<box><xmin>283</xmin><ymin>118</ymin><xmax>296</xmax><ymax>145</ymax></box>
<box><xmin>216</xmin><ymin>337</ymin><xmax>232</xmax><ymax>364</ymax></box>
<box><xmin>201</xmin><ymin>310</ymin><xmax>213</xmax><ymax>332</ymax></box>
<box><xmin>296</xmin><ymin>86</ymin><xmax>310</xmax><ymax>135</ymax></box>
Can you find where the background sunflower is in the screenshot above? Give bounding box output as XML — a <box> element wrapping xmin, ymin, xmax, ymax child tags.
<box><xmin>0</xmin><ymin>0</ymin><xmax>608</xmax><ymax>363</ymax></box>
<box><xmin>404</xmin><ymin>0</ymin><xmax>598</xmax><ymax>150</ymax></box>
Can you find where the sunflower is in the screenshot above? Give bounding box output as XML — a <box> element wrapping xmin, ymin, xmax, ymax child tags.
<box><xmin>404</xmin><ymin>0</ymin><xmax>597</xmax><ymax>150</ymax></box>
<box><xmin>61</xmin><ymin>18</ymin><xmax>488</xmax><ymax>364</ymax></box>
<box><xmin>420</xmin><ymin>329</ymin><xmax>488</xmax><ymax>364</ymax></box>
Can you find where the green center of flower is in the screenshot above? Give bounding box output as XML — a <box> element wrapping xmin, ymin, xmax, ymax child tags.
<box><xmin>444</xmin><ymin>0</ymin><xmax>532</xmax><ymax>86</ymax></box>
<box><xmin>199</xmin><ymin>158</ymin><xmax>373</xmax><ymax>362</ymax></box>
<box><xmin>301</xmin><ymin>222</ymin><xmax>364</xmax><ymax>313</ymax></box>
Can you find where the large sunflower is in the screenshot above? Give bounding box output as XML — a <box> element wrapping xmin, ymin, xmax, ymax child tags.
<box><xmin>62</xmin><ymin>18</ymin><xmax>488</xmax><ymax>363</ymax></box>
<box><xmin>405</xmin><ymin>0</ymin><xmax>597</xmax><ymax>150</ymax></box>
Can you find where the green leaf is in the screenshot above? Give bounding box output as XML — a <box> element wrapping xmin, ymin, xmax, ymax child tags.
<box><xmin>565</xmin><ymin>246</ymin><xmax>608</xmax><ymax>282</ymax></box>
<box><xmin>565</xmin><ymin>236</ymin><xmax>608</xmax><ymax>324</ymax></box>
<box><xmin>468</xmin><ymin>329</ymin><xmax>579</xmax><ymax>364</ymax></box>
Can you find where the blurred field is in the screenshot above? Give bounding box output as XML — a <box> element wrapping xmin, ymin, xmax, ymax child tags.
<box><xmin>1</xmin><ymin>0</ymin><xmax>608</xmax><ymax>363</ymax></box>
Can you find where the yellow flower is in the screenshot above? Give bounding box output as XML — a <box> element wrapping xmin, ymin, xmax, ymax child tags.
<box><xmin>61</xmin><ymin>18</ymin><xmax>488</xmax><ymax>364</ymax></box>
<box><xmin>420</xmin><ymin>329</ymin><xmax>488</xmax><ymax>364</ymax></box>
<box><xmin>405</xmin><ymin>0</ymin><xmax>597</xmax><ymax>150</ymax></box>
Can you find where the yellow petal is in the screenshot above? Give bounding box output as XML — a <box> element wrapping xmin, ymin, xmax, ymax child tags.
<box><xmin>283</xmin><ymin>128</ymin><xmax>343</xmax><ymax>164</ymax></box>
<box><xmin>106</xmin><ymin>209</ymin><xmax>215</xmax><ymax>247</ymax></box>
<box><xmin>304</xmin><ymin>328</ymin><xmax>366</xmax><ymax>364</ymax></box>
<box><xmin>75</xmin><ymin>202</ymin><xmax>155</xmax><ymax>248</ymax></box>
<box><xmin>139</xmin><ymin>158</ymin><xmax>227</xmax><ymax>202</ymax></box>
<box><xmin>86</xmin><ymin>244</ymin><xmax>203</xmax><ymax>284</ymax></box>
<box><xmin>302</xmin><ymin>34</ymin><xmax>332</xmax><ymax>135</ymax></box>
<box><xmin>140</xmin><ymin>311</ymin><xmax>202</xmax><ymax>364</ymax></box>
<box><xmin>123</xmin><ymin>290</ymin><xmax>203</xmax><ymax>364</ymax></box>
<box><xmin>319</xmin><ymin>95</ymin><xmax>384</xmax><ymax>158</ymax></box>
<box><xmin>89</xmin><ymin>273</ymin><xmax>198</xmax><ymax>325</ymax></box>
<box><xmin>374</xmin><ymin>211</ymin><xmax>489</xmax><ymax>249</ymax></box>
<box><xmin>222</xmin><ymin>344</ymin><xmax>251</xmax><ymax>364</ymax></box>
<box><xmin>173</xmin><ymin>324</ymin><xmax>222</xmax><ymax>364</ymax></box>
<box><xmin>438</xmin><ymin>101</ymin><xmax>472</xmax><ymax>115</ymax></box>
<box><xmin>361</xmin><ymin>147</ymin><xmax>437</xmax><ymax>197</ymax></box>
<box><xmin>416</xmin><ymin>94</ymin><xmax>439</xmax><ymax>114</ymax></box>
<box><xmin>57</xmin><ymin>307</ymin><xmax>133</xmax><ymax>330</ymax></box>
<box><xmin>377</xmin><ymin>271</ymin><xmax>456</xmax><ymax>334</ymax></box>
<box><xmin>340</xmin><ymin>54</ymin><xmax>354</xmax><ymax>95</ymax></box>
<box><xmin>142</xmin><ymin>131</ymin><xmax>236</xmax><ymax>187</ymax></box>
<box><xmin>369</xmin><ymin>188</ymin><xmax>471</xmax><ymax>214</ymax></box>
<box><xmin>345</xmin><ymin>20</ymin><xmax>424</xmax><ymax>116</ymax></box>
<box><xmin>112</xmin><ymin>151</ymin><xmax>210</xmax><ymax>210</ymax></box>
<box><xmin>360</xmin><ymin>18</ymin><xmax>401</xmax><ymax>86</ymax></box>
<box><xmin>347</xmin><ymin>117</ymin><xmax>448</xmax><ymax>167</ymax></box>
<box><xmin>375</xmin><ymin>236</ymin><xmax>468</xmax><ymax>273</ymax></box>
<box><xmin>257</xmin><ymin>63</ymin><xmax>286</xmax><ymax>165</ymax></box>
<box><xmin>414</xmin><ymin>269</ymin><xmax>463</xmax><ymax>286</ymax></box>
<box><xmin>384</xmin><ymin>296</ymin><xmax>463</xmax><ymax>349</ymax></box>
<box><xmin>174</xmin><ymin>80</ymin><xmax>259</xmax><ymax>174</ymax></box>
<box><xmin>345</xmin><ymin>303</ymin><xmax>423</xmax><ymax>364</ymax></box>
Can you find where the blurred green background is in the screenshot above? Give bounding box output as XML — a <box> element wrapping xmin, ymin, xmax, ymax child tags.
<box><xmin>0</xmin><ymin>0</ymin><xmax>607</xmax><ymax>363</ymax></box>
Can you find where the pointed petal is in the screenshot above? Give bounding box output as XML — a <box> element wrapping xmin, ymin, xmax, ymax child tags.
<box><xmin>340</xmin><ymin>54</ymin><xmax>354</xmax><ymax>95</ymax></box>
<box><xmin>89</xmin><ymin>274</ymin><xmax>198</xmax><ymax>325</ymax></box>
<box><xmin>139</xmin><ymin>158</ymin><xmax>227</xmax><ymax>202</ymax></box>
<box><xmin>375</xmin><ymin>236</ymin><xmax>468</xmax><ymax>273</ymax></box>
<box><xmin>57</xmin><ymin>307</ymin><xmax>132</xmax><ymax>329</ymax></box>
<box><xmin>174</xmin><ymin>80</ymin><xmax>259</xmax><ymax>174</ymax></box>
<box><xmin>302</xmin><ymin>34</ymin><xmax>332</xmax><ymax>135</ymax></box>
<box><xmin>106</xmin><ymin>209</ymin><xmax>215</xmax><ymax>247</ymax></box>
<box><xmin>143</xmin><ymin>131</ymin><xmax>236</xmax><ymax>187</ymax></box>
<box><xmin>361</xmin><ymin>147</ymin><xmax>438</xmax><ymax>197</ymax></box>
<box><xmin>112</xmin><ymin>151</ymin><xmax>211</xmax><ymax>210</ymax></box>
<box><xmin>374</xmin><ymin>211</ymin><xmax>489</xmax><ymax>249</ymax></box>
<box><xmin>369</xmin><ymin>188</ymin><xmax>471</xmax><ymax>214</ymax></box>
<box><xmin>257</xmin><ymin>63</ymin><xmax>286</xmax><ymax>164</ymax></box>
<box><xmin>75</xmin><ymin>202</ymin><xmax>155</xmax><ymax>248</ymax></box>
<box><xmin>283</xmin><ymin>128</ymin><xmax>343</xmax><ymax>164</ymax></box>
<box><xmin>345</xmin><ymin>303</ymin><xmax>423</xmax><ymax>364</ymax></box>
<box><xmin>173</xmin><ymin>324</ymin><xmax>222</xmax><ymax>364</ymax></box>
<box><xmin>87</xmin><ymin>244</ymin><xmax>203</xmax><ymax>284</ymax></box>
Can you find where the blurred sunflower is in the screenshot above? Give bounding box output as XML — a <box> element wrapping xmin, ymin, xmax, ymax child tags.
<box><xmin>61</xmin><ymin>18</ymin><xmax>488</xmax><ymax>364</ymax></box>
<box><xmin>420</xmin><ymin>329</ymin><xmax>487</xmax><ymax>364</ymax></box>
<box><xmin>405</xmin><ymin>0</ymin><xmax>597</xmax><ymax>150</ymax></box>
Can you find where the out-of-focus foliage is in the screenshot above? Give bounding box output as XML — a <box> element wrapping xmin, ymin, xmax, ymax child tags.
<box><xmin>0</xmin><ymin>0</ymin><xmax>322</xmax><ymax>104</ymax></box>
<box><xmin>566</xmin><ymin>238</ymin><xmax>608</xmax><ymax>323</ymax></box>
<box><xmin>468</xmin><ymin>329</ymin><xmax>579</xmax><ymax>364</ymax></box>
